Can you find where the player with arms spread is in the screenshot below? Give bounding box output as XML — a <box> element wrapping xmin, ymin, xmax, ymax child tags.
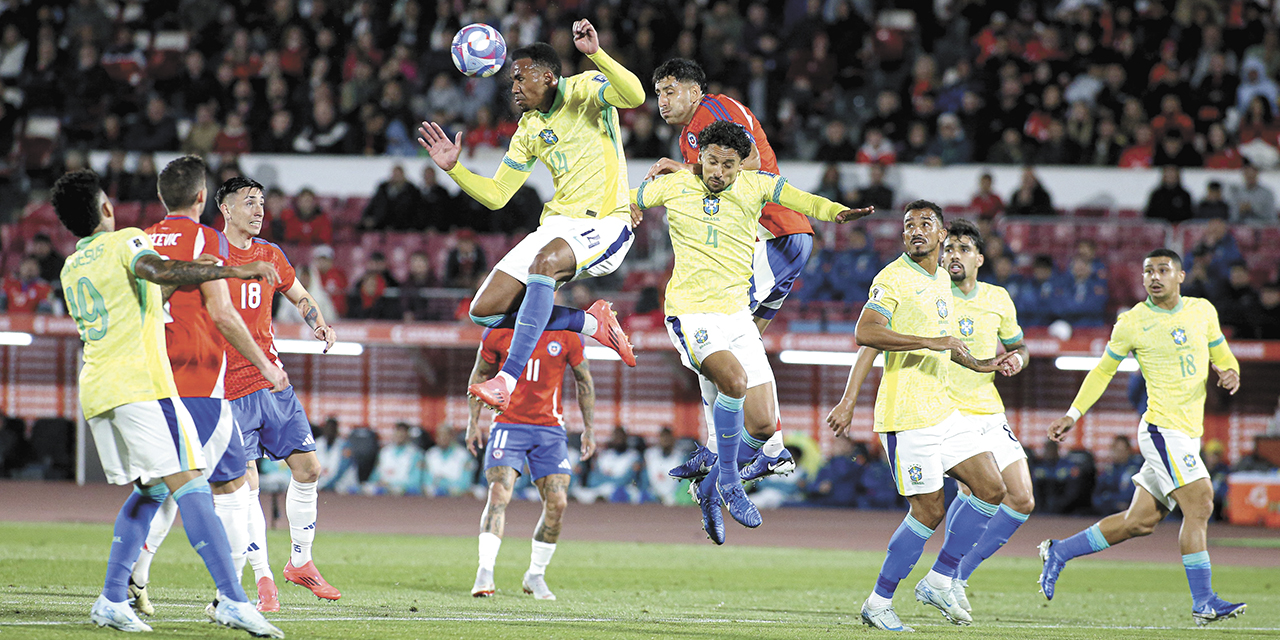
<box><xmin>466</xmin><ymin>328</ymin><xmax>595</xmax><ymax>601</ymax></box>
<box><xmin>1038</xmin><ymin>249</ymin><xmax>1245</xmax><ymax>626</ymax></box>
<box><xmin>51</xmin><ymin>170</ymin><xmax>282</xmax><ymax>638</ymax></box>
<box><xmin>418</xmin><ymin>19</ymin><xmax>644</xmax><ymax>414</ymax></box>
<box><xmin>828</xmin><ymin>218</ymin><xmax>1032</xmax><ymax>616</ymax></box>
<box><xmin>218</xmin><ymin>176</ymin><xmax>341</xmax><ymax>609</ymax></box>
<box><xmin>630</xmin><ymin>121</ymin><xmax>871</xmax><ymax>544</ymax></box>
<box><xmin>843</xmin><ymin>201</ymin><xmax>1017</xmax><ymax>632</ymax></box>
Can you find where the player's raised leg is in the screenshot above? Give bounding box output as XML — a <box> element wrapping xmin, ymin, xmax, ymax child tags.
<box><xmin>1039</xmin><ymin>482</ymin><xmax>1166</xmax><ymax>600</ymax></box>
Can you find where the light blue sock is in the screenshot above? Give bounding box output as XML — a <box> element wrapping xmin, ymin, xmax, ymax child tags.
<box><xmin>736</xmin><ymin>429</ymin><xmax>767</xmax><ymax>467</ymax></box>
<box><xmin>932</xmin><ymin>496</ymin><xmax>998</xmax><ymax>578</ymax></box>
<box><xmin>500</xmin><ymin>274</ymin><xmax>556</xmax><ymax>380</ymax></box>
<box><xmin>1055</xmin><ymin>523</ymin><xmax>1111</xmax><ymax>561</ymax></box>
<box><xmin>713</xmin><ymin>395</ymin><xmax>744</xmax><ymax>486</ymax></box>
<box><xmin>957</xmin><ymin>503</ymin><xmax>1031</xmax><ymax>580</ymax></box>
<box><xmin>874</xmin><ymin>515</ymin><xmax>933</xmax><ymax>599</ymax></box>
<box><xmin>941</xmin><ymin>492</ymin><xmax>969</xmax><ymax>547</ymax></box>
<box><xmin>102</xmin><ymin>484</ymin><xmax>168</xmax><ymax>602</ymax></box>
<box><xmin>173</xmin><ymin>476</ymin><xmax>249</xmax><ymax>603</ymax></box>
<box><xmin>1183</xmin><ymin>551</ymin><xmax>1213</xmax><ymax>608</ymax></box>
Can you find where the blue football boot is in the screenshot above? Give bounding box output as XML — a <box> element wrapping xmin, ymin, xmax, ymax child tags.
<box><xmin>669</xmin><ymin>443</ymin><xmax>717</xmax><ymax>480</ymax></box>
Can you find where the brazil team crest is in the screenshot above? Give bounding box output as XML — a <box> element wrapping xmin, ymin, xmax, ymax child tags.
<box><xmin>703</xmin><ymin>196</ymin><xmax>720</xmax><ymax>215</ymax></box>
<box><xmin>907</xmin><ymin>464</ymin><xmax>924</xmax><ymax>485</ymax></box>
<box><xmin>936</xmin><ymin>299</ymin><xmax>949</xmax><ymax>319</ymax></box>
<box><xmin>959</xmin><ymin>317</ymin><xmax>975</xmax><ymax>336</ymax></box>
<box><xmin>1171</xmin><ymin>328</ymin><xmax>1188</xmax><ymax>345</ymax></box>
<box><xmin>547</xmin><ymin>341</ymin><xmax>562</xmax><ymax>356</ymax></box>
<box><xmin>694</xmin><ymin>328</ymin><xmax>709</xmax><ymax>345</ymax></box>
<box><xmin>1183</xmin><ymin>453</ymin><xmax>1197</xmax><ymax>469</ymax></box>
<box><xmin>539</xmin><ymin>129</ymin><xmax>558</xmax><ymax>145</ymax></box>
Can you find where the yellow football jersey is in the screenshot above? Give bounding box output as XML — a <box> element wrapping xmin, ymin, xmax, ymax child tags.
<box><xmin>866</xmin><ymin>254</ymin><xmax>956</xmax><ymax>432</ymax></box>
<box><xmin>504</xmin><ymin>71</ymin><xmax>630</xmax><ymax>223</ymax></box>
<box><xmin>60</xmin><ymin>228</ymin><xmax>178</xmax><ymax>419</ymax></box>
<box><xmin>633</xmin><ymin>170</ymin><xmax>845</xmax><ymax>316</ymax></box>
<box><xmin>1096</xmin><ymin>297</ymin><xmax>1229</xmax><ymax>437</ymax></box>
<box><xmin>948</xmin><ymin>282</ymin><xmax>1024</xmax><ymax>415</ymax></box>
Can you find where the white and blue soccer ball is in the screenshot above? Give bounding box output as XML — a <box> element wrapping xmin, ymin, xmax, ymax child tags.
<box><xmin>451</xmin><ymin>23</ymin><xmax>506</xmax><ymax>78</ymax></box>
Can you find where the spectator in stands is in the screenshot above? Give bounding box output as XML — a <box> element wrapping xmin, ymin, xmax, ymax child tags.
<box><xmin>834</xmin><ymin>227</ymin><xmax>881</xmax><ymax>302</ymax></box>
<box><xmin>1153</xmin><ymin>130</ymin><xmax>1202</xmax><ymax>168</ymax></box>
<box><xmin>124</xmin><ymin>96</ymin><xmax>180</xmax><ymax>152</ymax></box>
<box><xmin>1</xmin><ymin>256</ymin><xmax>54</xmax><ymax>314</ymax></box>
<box><xmin>400</xmin><ymin>251</ymin><xmax>437</xmax><ymax>322</ymax></box>
<box><xmin>315</xmin><ymin>418</ymin><xmax>354</xmax><ymax>493</ymax></box>
<box><xmin>1215</xmin><ymin>261</ymin><xmax>1262</xmax><ymax>336</ymax></box>
<box><xmin>1204</xmin><ymin>123</ymin><xmax>1244</xmax><ymax>170</ymax></box>
<box><xmin>1196</xmin><ymin>181</ymin><xmax>1231</xmax><ymax>220</ymax></box>
<box><xmin>855</xmin><ymin>127</ymin><xmax>896</xmax><ymax>165</ymax></box>
<box><xmin>419</xmin><ymin>166</ymin><xmax>452</xmax><ymax>231</ymax></box>
<box><xmin>1202</xmin><ymin>439</ymin><xmax>1231</xmax><ymax>520</ymax></box>
<box><xmin>813</xmin><ymin>164</ymin><xmax>846</xmax><ymax>202</ymax></box>
<box><xmin>182</xmin><ymin>102</ymin><xmax>220</xmax><ymax>156</ymax></box>
<box><xmin>100</xmin><ymin>151</ymin><xmax>134</xmax><ymax>202</ymax></box>
<box><xmin>624</xmin><ymin>110</ymin><xmax>667</xmax><ymax>158</ymax></box>
<box><xmin>276</xmin><ymin>256</ymin><xmax>338</xmax><ymax>326</ymax></box>
<box><xmin>897</xmin><ymin>121</ymin><xmax>931</xmax><ymax>164</ymax></box>
<box><xmin>865</xmin><ymin>90</ymin><xmax>907</xmax><ymax>143</ymax></box>
<box><xmin>1056</xmin><ymin>256</ymin><xmax>1109</xmax><ymax>327</ymax></box>
<box><xmin>312</xmin><ymin>245</ymin><xmax>349</xmax><ymax>317</ymax></box>
<box><xmin>1237</xmin><ymin>58</ymin><xmax>1279</xmax><ymax>118</ymax></box>
<box><xmin>1252</xmin><ymin>282</ymin><xmax>1280</xmax><ymax>339</ymax></box>
<box><xmin>1118</xmin><ymin>124</ymin><xmax>1155</xmax><ymax>169</ymax></box>
<box><xmin>1035</xmin><ymin>119</ymin><xmax>1080</xmax><ymax>165</ymax></box>
<box><xmin>969</xmin><ymin>172</ymin><xmax>1004</xmax><ymax>218</ymax></box>
<box><xmin>1084</xmin><ymin>116</ymin><xmax>1124</xmax><ymax>166</ymax></box>
<box><xmin>422</xmin><ymin>424</ymin><xmax>475</xmax><ymax>497</ymax></box>
<box><xmin>980</xmin><ymin>254</ymin><xmax>1025</xmax><ymax>301</ymax></box>
<box><xmin>1007</xmin><ymin>166</ymin><xmax>1054</xmax><ymax>216</ymax></box>
<box><xmin>279</xmin><ymin>188</ymin><xmax>333</xmax><ymax>246</ymax></box>
<box><xmin>1228</xmin><ymin>164</ymin><xmax>1278</xmax><ymax>223</ymax></box>
<box><xmin>26</xmin><ymin>232</ymin><xmax>63</xmax><ymax>284</ymax></box>
<box><xmin>131</xmin><ymin>154</ymin><xmax>159</xmax><ymax>205</ymax></box>
<box><xmin>365</xmin><ymin>423</ymin><xmax>423</xmax><ymax>496</ymax></box>
<box><xmin>1145</xmin><ymin>165</ymin><xmax>1194</xmax><ymax>223</ymax></box>
<box><xmin>362</xmin><ymin>250</ymin><xmax>400</xmax><ymax>287</ymax></box>
<box><xmin>443</xmin><ymin>230</ymin><xmax>487</xmax><ymax>289</ymax></box>
<box><xmin>363</xmin><ymin>165</ymin><xmax>423</xmax><ymax>230</ymax></box>
<box><xmin>463</xmin><ymin>106</ymin><xmax>515</xmax><ymax>150</ymax></box>
<box><xmin>213</xmin><ymin>112</ymin><xmax>251</xmax><ymax>155</ymax></box>
<box><xmin>293</xmin><ymin>100</ymin><xmax>352</xmax><ymax>154</ymax></box>
<box><xmin>1092</xmin><ymin>435</ymin><xmax>1144</xmax><ymax>515</ymax></box>
<box><xmin>988</xmin><ymin>128</ymin><xmax>1031</xmax><ymax>165</ymax></box>
<box><xmin>346</xmin><ymin>272</ymin><xmax>399</xmax><ymax>320</ymax></box>
<box><xmin>856</xmin><ymin>441</ymin><xmax>899</xmax><ymax>509</ymax></box>
<box><xmin>1072</xmin><ymin>239</ymin><xmax>1107</xmax><ymax>282</ymax></box>
<box><xmin>1150</xmin><ymin>94</ymin><xmax>1195</xmax><ymax>142</ymax></box>
<box><xmin>622</xmin><ymin>286</ymin><xmax>665</xmax><ymax>333</ymax></box>
<box><xmin>577</xmin><ymin>427</ymin><xmax>643</xmax><ymax>504</ymax></box>
<box><xmin>642</xmin><ymin>428</ymin><xmax>685</xmax><ymax>505</ymax></box>
<box><xmin>1018</xmin><ymin>255</ymin><xmax>1060</xmax><ymax>326</ymax></box>
<box><xmin>1033</xmin><ymin>440</ymin><xmax>1096</xmax><ymax>515</ymax></box>
<box><xmin>814</xmin><ymin>120</ymin><xmax>857</xmax><ymax>162</ymax></box>
<box><xmin>924</xmin><ymin>113</ymin><xmax>973</xmax><ymax>166</ymax></box>
<box><xmin>806</xmin><ymin>438</ymin><xmax>860</xmax><ymax>507</ymax></box>
<box><xmin>258</xmin><ymin>110</ymin><xmax>297</xmax><ymax>154</ymax></box>
<box><xmin>850</xmin><ymin>162</ymin><xmax>894</xmax><ymax>212</ymax></box>
<box><xmin>1190</xmin><ymin>217</ymin><xmax>1244</xmax><ymax>287</ymax></box>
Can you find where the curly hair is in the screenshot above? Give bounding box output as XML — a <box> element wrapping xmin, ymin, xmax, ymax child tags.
<box><xmin>697</xmin><ymin>120</ymin><xmax>752</xmax><ymax>159</ymax></box>
<box><xmin>50</xmin><ymin>170</ymin><xmax>105</xmax><ymax>238</ymax></box>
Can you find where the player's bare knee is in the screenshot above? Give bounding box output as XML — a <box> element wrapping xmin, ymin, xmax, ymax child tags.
<box><xmin>290</xmin><ymin>458</ymin><xmax>321</xmax><ymax>483</ymax></box>
<box><xmin>544</xmin><ymin>490</ymin><xmax>568</xmax><ymax>518</ymax></box>
<box><xmin>1007</xmin><ymin>491</ymin><xmax>1035</xmax><ymax>515</ymax></box>
<box><xmin>528</xmin><ymin>251</ymin><xmax>566</xmax><ymax>278</ymax></box>
<box><xmin>977</xmin><ymin>484</ymin><xmax>1007</xmax><ymax>507</ymax></box>
<box><xmin>487</xmin><ymin>481</ymin><xmax>513</xmax><ymax>506</ymax></box>
<box><xmin>715</xmin><ymin>374</ymin><xmax>748</xmax><ymax>400</ymax></box>
<box><xmin>1124</xmin><ymin>515</ymin><xmax>1159</xmax><ymax>537</ymax></box>
<box><xmin>909</xmin><ymin>498</ymin><xmax>946</xmax><ymax>529</ymax></box>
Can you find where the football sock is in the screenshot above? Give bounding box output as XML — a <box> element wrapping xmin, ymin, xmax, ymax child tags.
<box><xmin>929</xmin><ymin>495</ymin><xmax>998</xmax><ymax>588</ymax></box>
<box><xmin>245</xmin><ymin>488</ymin><xmax>272</xmax><ymax>581</ymax></box>
<box><xmin>736</xmin><ymin>429</ymin><xmax>766</xmax><ymax>467</ymax></box>
<box><xmin>486</xmin><ymin>306</ymin><xmax>596</xmax><ymax>334</ymax></box>
<box><xmin>478</xmin><ymin>533</ymin><xmax>502</xmax><ymax>572</ymax></box>
<box><xmin>287</xmin><ymin>478</ymin><xmax>318</xmax><ymax>566</ymax></box>
<box><xmin>1183</xmin><ymin>551</ymin><xmax>1213</xmax><ymax>607</ymax></box>
<box><xmin>173</xmin><ymin>476</ymin><xmax>247</xmax><ymax>603</ymax></box>
<box><xmin>499</xmin><ymin>273</ymin><xmax>556</xmax><ymax>387</ymax></box>
<box><xmin>699</xmin><ymin>377</ymin><xmax>719</xmax><ymax>454</ymax></box>
<box><xmin>132</xmin><ymin>495</ymin><xmax>178</xmax><ymax>587</ymax></box>
<box><xmin>212</xmin><ymin>484</ymin><xmax>252</xmax><ymax>582</ymax></box>
<box><xmin>958</xmin><ymin>504</ymin><xmax>1031</xmax><ymax>581</ymax></box>
<box><xmin>872</xmin><ymin>514</ymin><xmax>933</xmax><ymax>602</ymax></box>
<box><xmin>761</xmin><ymin>428</ymin><xmax>785</xmax><ymax>458</ymax></box>
<box><xmin>941</xmin><ymin>492</ymin><xmax>969</xmax><ymax>548</ymax></box>
<box><xmin>529</xmin><ymin>540</ymin><xmax>556</xmax><ymax>576</ymax></box>
<box><xmin>712</xmin><ymin>395</ymin><xmax>745</xmax><ymax>486</ymax></box>
<box><xmin>1056</xmin><ymin>523</ymin><xmax>1110</xmax><ymax>561</ymax></box>
<box><xmin>103</xmin><ymin>484</ymin><xmax>168</xmax><ymax>602</ymax></box>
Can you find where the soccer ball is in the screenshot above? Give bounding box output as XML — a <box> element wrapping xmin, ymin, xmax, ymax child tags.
<box><xmin>451</xmin><ymin>24</ymin><xmax>506</xmax><ymax>78</ymax></box>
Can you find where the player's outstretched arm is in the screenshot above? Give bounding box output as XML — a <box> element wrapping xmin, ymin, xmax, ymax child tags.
<box><xmin>134</xmin><ymin>254</ymin><xmax>280</xmax><ymax>288</ymax></box>
<box><xmin>201</xmin><ymin>280</ymin><xmax>289</xmax><ymax>393</ymax></box>
<box><xmin>827</xmin><ymin>346</ymin><xmax>880</xmax><ymax>438</ymax></box>
<box><xmin>465</xmin><ymin>347</ymin><xmax>498</xmax><ymax>456</ymax></box>
<box><xmin>283</xmin><ymin>278</ymin><xmax>335</xmax><ymax>353</ymax></box>
<box><xmin>1049</xmin><ymin>351</ymin><xmax>1124</xmax><ymax>442</ymax></box>
<box><xmin>418</xmin><ymin>121</ymin><xmax>532</xmax><ymax>210</ymax></box>
<box><xmin>572</xmin><ymin>360</ymin><xmax>597</xmax><ymax>460</ymax></box>
<box><xmin>774</xmin><ymin>182</ymin><xmax>874</xmax><ymax>223</ymax></box>
<box><xmin>573</xmin><ymin>19</ymin><xmax>645</xmax><ymax>108</ymax></box>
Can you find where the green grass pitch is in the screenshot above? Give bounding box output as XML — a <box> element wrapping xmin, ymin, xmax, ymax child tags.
<box><xmin>0</xmin><ymin>521</ymin><xmax>1276</xmax><ymax>639</ymax></box>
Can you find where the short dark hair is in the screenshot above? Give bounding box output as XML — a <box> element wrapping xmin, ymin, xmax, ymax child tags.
<box><xmin>948</xmin><ymin>218</ymin><xmax>985</xmax><ymax>254</ymax></box>
<box><xmin>157</xmin><ymin>155</ymin><xmax>208</xmax><ymax>211</ymax></box>
<box><xmin>697</xmin><ymin>120</ymin><xmax>752</xmax><ymax>159</ymax></box>
<box><xmin>1145</xmin><ymin>248</ymin><xmax>1183</xmax><ymax>269</ymax></box>
<box><xmin>903</xmin><ymin>199</ymin><xmax>944</xmax><ymax>225</ymax></box>
<box><xmin>51</xmin><ymin>170</ymin><xmax>106</xmax><ymax>238</ymax></box>
<box><xmin>510</xmin><ymin>43</ymin><xmax>561</xmax><ymax>76</ymax></box>
<box><xmin>1033</xmin><ymin>254</ymin><xmax>1055</xmax><ymax>270</ymax></box>
<box><xmin>652</xmin><ymin>58</ymin><xmax>707</xmax><ymax>92</ymax></box>
<box><xmin>216</xmin><ymin>176</ymin><xmax>265</xmax><ymax>206</ymax></box>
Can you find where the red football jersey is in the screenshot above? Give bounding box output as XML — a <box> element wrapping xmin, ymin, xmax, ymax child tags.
<box><xmin>481</xmin><ymin>329</ymin><xmax>583</xmax><ymax>427</ymax></box>
<box><xmin>145</xmin><ymin>215</ymin><xmax>231</xmax><ymax>398</ymax></box>
<box><xmin>679</xmin><ymin>94</ymin><xmax>814</xmax><ymax>239</ymax></box>
<box><xmin>224</xmin><ymin>238</ymin><xmax>296</xmax><ymax>400</ymax></box>
<box><xmin>2</xmin><ymin>278</ymin><xmax>50</xmax><ymax>313</ymax></box>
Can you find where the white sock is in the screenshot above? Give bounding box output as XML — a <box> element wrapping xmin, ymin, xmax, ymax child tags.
<box><xmin>528</xmin><ymin>540</ymin><xmax>556</xmax><ymax>576</ymax></box>
<box><xmin>246</xmin><ymin>488</ymin><xmax>272</xmax><ymax>581</ymax></box>
<box><xmin>286</xmin><ymin>478</ymin><xmax>318</xmax><ymax>566</ymax></box>
<box><xmin>478</xmin><ymin>532</ymin><xmax>502</xmax><ymax>572</ymax></box>
<box><xmin>496</xmin><ymin>371</ymin><xmax>517</xmax><ymax>394</ymax></box>
<box><xmin>213</xmin><ymin>484</ymin><xmax>252</xmax><ymax>583</ymax></box>
<box><xmin>133</xmin><ymin>496</ymin><xmax>178</xmax><ymax>586</ymax></box>
<box><xmin>761</xmin><ymin>429</ymin><xmax>785</xmax><ymax>457</ymax></box>
<box><xmin>925</xmin><ymin>569</ymin><xmax>952</xmax><ymax>591</ymax></box>
<box><xmin>867</xmin><ymin>591</ymin><xmax>893</xmax><ymax>609</ymax></box>
<box><xmin>699</xmin><ymin>377</ymin><xmax>718</xmax><ymax>454</ymax></box>
<box><xmin>580</xmin><ymin>314</ymin><xmax>599</xmax><ymax>336</ymax></box>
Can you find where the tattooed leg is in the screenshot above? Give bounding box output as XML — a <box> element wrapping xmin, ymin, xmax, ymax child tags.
<box><xmin>481</xmin><ymin>467</ymin><xmax>517</xmax><ymax>537</ymax></box>
<box><xmin>532</xmin><ymin>474</ymin><xmax>570</xmax><ymax>544</ymax></box>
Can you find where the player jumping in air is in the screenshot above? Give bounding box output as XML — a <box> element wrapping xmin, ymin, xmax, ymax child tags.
<box><xmin>1039</xmin><ymin>249</ymin><xmax>1245</xmax><ymax>626</ymax></box>
<box><xmin>220</xmin><ymin>176</ymin><xmax>341</xmax><ymax>609</ymax></box>
<box><xmin>841</xmin><ymin>202</ymin><xmax>1017</xmax><ymax>631</ymax></box>
<box><xmin>51</xmin><ymin>170</ymin><xmax>283</xmax><ymax>638</ymax></box>
<box><xmin>466</xmin><ymin>327</ymin><xmax>595</xmax><ymax>600</ymax></box>
<box><xmin>829</xmin><ymin>218</ymin><xmax>1032</xmax><ymax>616</ymax></box>
<box><xmin>418</xmin><ymin>19</ymin><xmax>644</xmax><ymax>414</ymax></box>
<box><xmin>630</xmin><ymin>121</ymin><xmax>871</xmax><ymax>544</ymax></box>
<box><xmin>128</xmin><ymin>155</ymin><xmax>289</xmax><ymax>617</ymax></box>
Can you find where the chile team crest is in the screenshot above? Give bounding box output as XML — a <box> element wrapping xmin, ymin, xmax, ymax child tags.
<box><xmin>539</xmin><ymin>128</ymin><xmax>558</xmax><ymax>145</ymax></box>
<box><xmin>686</xmin><ymin>132</ymin><xmax>698</xmax><ymax>148</ymax></box>
<box><xmin>1171</xmin><ymin>328</ymin><xmax>1188</xmax><ymax>345</ymax></box>
<box><xmin>547</xmin><ymin>341</ymin><xmax>562</xmax><ymax>356</ymax></box>
<box><xmin>936</xmin><ymin>299</ymin><xmax>949</xmax><ymax>319</ymax></box>
<box><xmin>959</xmin><ymin>317</ymin><xmax>975</xmax><ymax>336</ymax></box>
<box><xmin>703</xmin><ymin>196</ymin><xmax>720</xmax><ymax>215</ymax></box>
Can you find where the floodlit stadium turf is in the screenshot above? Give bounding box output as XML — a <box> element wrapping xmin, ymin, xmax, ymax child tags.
<box><xmin>1</xmin><ymin>521</ymin><xmax>1276</xmax><ymax>639</ymax></box>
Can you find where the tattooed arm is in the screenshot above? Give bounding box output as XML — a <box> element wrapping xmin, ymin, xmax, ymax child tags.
<box><xmin>571</xmin><ymin>359</ymin><xmax>597</xmax><ymax>461</ymax></box>
<box><xmin>282</xmin><ymin>277</ymin><xmax>336</xmax><ymax>353</ymax></box>
<box><xmin>133</xmin><ymin>254</ymin><xmax>280</xmax><ymax>287</ymax></box>
<box><xmin>466</xmin><ymin>346</ymin><xmax>499</xmax><ymax>456</ymax></box>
